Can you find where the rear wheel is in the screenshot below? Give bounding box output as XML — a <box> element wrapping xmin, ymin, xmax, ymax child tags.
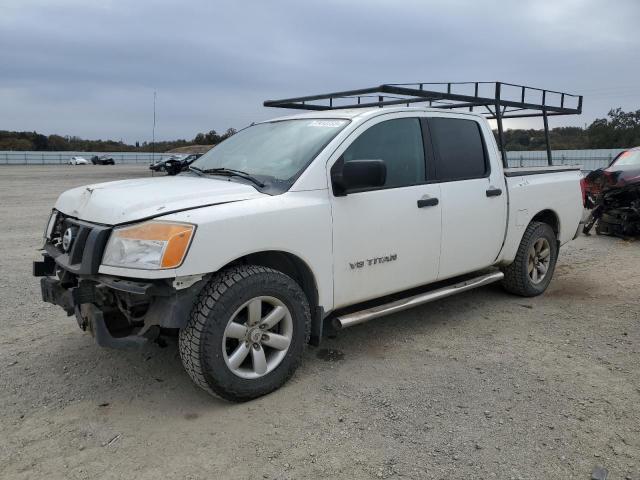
<box><xmin>179</xmin><ymin>265</ymin><xmax>310</xmax><ymax>401</ymax></box>
<box><xmin>501</xmin><ymin>221</ymin><xmax>558</xmax><ymax>297</ymax></box>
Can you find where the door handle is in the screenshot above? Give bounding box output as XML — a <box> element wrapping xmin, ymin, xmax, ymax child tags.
<box><xmin>417</xmin><ymin>197</ymin><xmax>439</xmax><ymax>208</ymax></box>
<box><xmin>486</xmin><ymin>188</ymin><xmax>502</xmax><ymax>197</ymax></box>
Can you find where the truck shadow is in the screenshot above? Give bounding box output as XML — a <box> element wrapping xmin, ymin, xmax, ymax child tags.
<box><xmin>317</xmin><ymin>283</ymin><xmax>507</xmax><ymax>357</ymax></box>
<box><xmin>36</xmin><ymin>278</ymin><xmax>579</xmax><ymax>414</ymax></box>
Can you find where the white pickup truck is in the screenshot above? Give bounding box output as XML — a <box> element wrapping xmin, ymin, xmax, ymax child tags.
<box><xmin>34</xmin><ymin>105</ymin><xmax>584</xmax><ymax>401</ymax></box>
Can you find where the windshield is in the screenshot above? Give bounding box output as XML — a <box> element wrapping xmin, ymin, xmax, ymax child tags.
<box><xmin>190</xmin><ymin>119</ymin><xmax>349</xmax><ymax>191</ymax></box>
<box><xmin>612</xmin><ymin>150</ymin><xmax>640</xmax><ymax>168</ymax></box>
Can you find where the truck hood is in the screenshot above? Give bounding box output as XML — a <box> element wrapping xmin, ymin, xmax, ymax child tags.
<box><xmin>55</xmin><ymin>175</ymin><xmax>266</xmax><ymax>225</ymax></box>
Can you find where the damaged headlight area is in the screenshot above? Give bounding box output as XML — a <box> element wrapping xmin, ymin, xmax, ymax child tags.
<box><xmin>102</xmin><ymin>221</ymin><xmax>195</xmax><ymax>270</ymax></box>
<box><xmin>43</xmin><ymin>209</ymin><xmax>59</xmax><ymax>242</ymax></box>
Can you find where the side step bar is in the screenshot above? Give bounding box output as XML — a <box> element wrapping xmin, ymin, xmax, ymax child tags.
<box><xmin>333</xmin><ymin>271</ymin><xmax>504</xmax><ymax>329</ymax></box>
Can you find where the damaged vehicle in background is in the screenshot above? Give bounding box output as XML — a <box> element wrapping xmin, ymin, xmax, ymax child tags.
<box><xmin>582</xmin><ymin>146</ymin><xmax>640</xmax><ymax>237</ymax></box>
<box><xmin>149</xmin><ymin>154</ymin><xmax>202</xmax><ymax>175</ymax></box>
<box><xmin>91</xmin><ymin>155</ymin><xmax>115</xmax><ymax>165</ymax></box>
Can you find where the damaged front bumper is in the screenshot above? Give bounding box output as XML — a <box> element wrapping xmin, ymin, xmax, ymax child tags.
<box><xmin>34</xmin><ymin>255</ymin><xmax>206</xmax><ymax>349</ymax></box>
<box><xmin>583</xmin><ymin>168</ymin><xmax>640</xmax><ymax>237</ymax></box>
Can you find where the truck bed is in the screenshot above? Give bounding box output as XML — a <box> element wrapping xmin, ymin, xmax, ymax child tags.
<box><xmin>497</xmin><ymin>167</ymin><xmax>584</xmax><ymax>265</ymax></box>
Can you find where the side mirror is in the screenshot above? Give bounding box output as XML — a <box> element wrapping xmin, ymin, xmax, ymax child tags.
<box><xmin>331</xmin><ymin>158</ymin><xmax>387</xmax><ymax>196</ymax></box>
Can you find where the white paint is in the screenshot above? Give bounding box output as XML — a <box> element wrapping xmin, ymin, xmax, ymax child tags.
<box><xmin>55</xmin><ymin>175</ymin><xmax>265</xmax><ymax>224</ymax></box>
<box><xmin>516</xmin><ymin>209</ymin><xmax>529</xmax><ymax>227</ymax></box>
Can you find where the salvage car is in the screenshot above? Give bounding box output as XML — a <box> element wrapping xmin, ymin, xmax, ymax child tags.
<box><xmin>91</xmin><ymin>155</ymin><xmax>115</xmax><ymax>165</ymax></box>
<box><xmin>34</xmin><ymin>82</ymin><xmax>585</xmax><ymax>401</ymax></box>
<box><xmin>149</xmin><ymin>154</ymin><xmax>201</xmax><ymax>175</ymax></box>
<box><xmin>68</xmin><ymin>156</ymin><xmax>88</xmax><ymax>165</ymax></box>
<box><xmin>582</xmin><ymin>146</ymin><xmax>640</xmax><ymax>237</ymax></box>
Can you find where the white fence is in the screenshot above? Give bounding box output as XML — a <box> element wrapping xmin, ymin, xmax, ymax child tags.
<box><xmin>0</xmin><ymin>148</ymin><xmax>625</xmax><ymax>170</ymax></box>
<box><xmin>0</xmin><ymin>151</ymin><xmax>171</xmax><ymax>165</ymax></box>
<box><xmin>505</xmin><ymin>148</ymin><xmax>623</xmax><ymax>171</ymax></box>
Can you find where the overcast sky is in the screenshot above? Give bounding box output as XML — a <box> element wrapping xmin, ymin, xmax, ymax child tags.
<box><xmin>2</xmin><ymin>0</ymin><xmax>639</xmax><ymax>143</ymax></box>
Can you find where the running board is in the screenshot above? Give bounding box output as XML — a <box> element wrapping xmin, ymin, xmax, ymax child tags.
<box><xmin>333</xmin><ymin>271</ymin><xmax>504</xmax><ymax>329</ymax></box>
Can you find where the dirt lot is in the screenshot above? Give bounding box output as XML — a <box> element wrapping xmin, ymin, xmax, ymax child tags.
<box><xmin>1</xmin><ymin>165</ymin><xmax>638</xmax><ymax>480</ymax></box>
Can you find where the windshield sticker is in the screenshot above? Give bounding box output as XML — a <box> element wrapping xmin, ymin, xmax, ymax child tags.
<box><xmin>307</xmin><ymin>120</ymin><xmax>345</xmax><ymax>128</ymax></box>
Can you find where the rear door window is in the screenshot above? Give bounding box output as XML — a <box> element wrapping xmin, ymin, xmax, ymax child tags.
<box><xmin>429</xmin><ymin>117</ymin><xmax>488</xmax><ymax>181</ymax></box>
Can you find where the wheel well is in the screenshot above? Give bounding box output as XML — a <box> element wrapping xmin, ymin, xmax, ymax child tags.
<box><xmin>225</xmin><ymin>251</ymin><xmax>319</xmax><ymax>310</ymax></box>
<box><xmin>531</xmin><ymin>209</ymin><xmax>560</xmax><ymax>238</ymax></box>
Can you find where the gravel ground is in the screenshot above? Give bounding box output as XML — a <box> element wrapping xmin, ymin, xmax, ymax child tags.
<box><xmin>1</xmin><ymin>165</ymin><xmax>638</xmax><ymax>480</ymax></box>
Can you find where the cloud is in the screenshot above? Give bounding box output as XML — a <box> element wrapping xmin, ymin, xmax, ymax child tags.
<box><xmin>2</xmin><ymin>0</ymin><xmax>639</xmax><ymax>142</ymax></box>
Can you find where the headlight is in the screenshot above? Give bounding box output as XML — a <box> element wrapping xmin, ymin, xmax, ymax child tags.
<box><xmin>102</xmin><ymin>221</ymin><xmax>195</xmax><ymax>270</ymax></box>
<box><xmin>43</xmin><ymin>210</ymin><xmax>58</xmax><ymax>241</ymax></box>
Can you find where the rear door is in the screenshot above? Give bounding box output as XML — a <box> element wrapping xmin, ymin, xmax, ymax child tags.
<box><xmin>427</xmin><ymin>115</ymin><xmax>507</xmax><ymax>280</ymax></box>
<box><xmin>329</xmin><ymin>114</ymin><xmax>442</xmax><ymax>308</ymax></box>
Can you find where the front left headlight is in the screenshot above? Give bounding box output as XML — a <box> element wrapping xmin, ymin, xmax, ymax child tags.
<box><xmin>43</xmin><ymin>209</ymin><xmax>58</xmax><ymax>242</ymax></box>
<box><xmin>102</xmin><ymin>221</ymin><xmax>195</xmax><ymax>270</ymax></box>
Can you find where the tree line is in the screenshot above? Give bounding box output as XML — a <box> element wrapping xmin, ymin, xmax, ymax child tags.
<box><xmin>0</xmin><ymin>108</ymin><xmax>638</xmax><ymax>152</ymax></box>
<box><xmin>502</xmin><ymin>108</ymin><xmax>640</xmax><ymax>151</ymax></box>
<box><xmin>0</xmin><ymin>127</ymin><xmax>237</xmax><ymax>152</ymax></box>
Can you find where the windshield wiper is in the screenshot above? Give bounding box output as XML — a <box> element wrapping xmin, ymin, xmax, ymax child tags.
<box><xmin>201</xmin><ymin>168</ymin><xmax>265</xmax><ymax>188</ymax></box>
<box><xmin>188</xmin><ymin>166</ymin><xmax>204</xmax><ymax>176</ymax></box>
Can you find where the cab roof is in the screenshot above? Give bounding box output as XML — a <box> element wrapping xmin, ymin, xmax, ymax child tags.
<box><xmin>263</xmin><ymin>106</ymin><xmax>485</xmax><ymax>123</ymax></box>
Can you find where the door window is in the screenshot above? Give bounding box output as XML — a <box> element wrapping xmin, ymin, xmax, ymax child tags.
<box><xmin>429</xmin><ymin>118</ymin><xmax>488</xmax><ymax>181</ymax></box>
<box><xmin>342</xmin><ymin>118</ymin><xmax>425</xmax><ymax>189</ymax></box>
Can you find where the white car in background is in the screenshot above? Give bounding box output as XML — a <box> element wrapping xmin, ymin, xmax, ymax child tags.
<box><xmin>68</xmin><ymin>156</ymin><xmax>88</xmax><ymax>165</ymax></box>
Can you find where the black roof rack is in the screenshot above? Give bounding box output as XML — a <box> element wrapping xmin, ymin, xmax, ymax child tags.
<box><xmin>264</xmin><ymin>82</ymin><xmax>583</xmax><ymax>167</ymax></box>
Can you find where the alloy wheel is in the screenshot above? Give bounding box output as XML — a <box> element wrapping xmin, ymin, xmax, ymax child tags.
<box><xmin>528</xmin><ymin>238</ymin><xmax>551</xmax><ymax>284</ymax></box>
<box><xmin>222</xmin><ymin>296</ymin><xmax>293</xmax><ymax>379</ymax></box>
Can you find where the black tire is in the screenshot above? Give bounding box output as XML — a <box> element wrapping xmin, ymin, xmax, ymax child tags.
<box><xmin>179</xmin><ymin>265</ymin><xmax>310</xmax><ymax>401</ymax></box>
<box><xmin>501</xmin><ymin>221</ymin><xmax>558</xmax><ymax>297</ymax></box>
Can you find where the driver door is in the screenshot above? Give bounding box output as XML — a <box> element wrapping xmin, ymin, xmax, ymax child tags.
<box><xmin>329</xmin><ymin>114</ymin><xmax>442</xmax><ymax>309</ymax></box>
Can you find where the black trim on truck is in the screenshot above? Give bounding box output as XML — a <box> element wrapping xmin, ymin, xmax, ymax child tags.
<box><xmin>35</xmin><ymin>252</ymin><xmax>209</xmax><ymax>348</ymax></box>
<box><xmin>78</xmin><ymin>303</ymin><xmax>152</xmax><ymax>349</ymax></box>
<box><xmin>503</xmin><ymin>167</ymin><xmax>581</xmax><ymax>177</ymax></box>
<box><xmin>44</xmin><ymin>215</ymin><xmax>111</xmax><ymax>275</ymax></box>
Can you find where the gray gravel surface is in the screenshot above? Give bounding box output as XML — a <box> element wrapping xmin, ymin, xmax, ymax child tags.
<box><xmin>1</xmin><ymin>165</ymin><xmax>639</xmax><ymax>479</ymax></box>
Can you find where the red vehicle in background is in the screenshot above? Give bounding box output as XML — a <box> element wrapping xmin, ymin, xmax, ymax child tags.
<box><xmin>583</xmin><ymin>147</ymin><xmax>640</xmax><ymax>237</ymax></box>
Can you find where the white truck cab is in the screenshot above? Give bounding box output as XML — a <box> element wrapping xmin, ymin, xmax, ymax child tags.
<box><xmin>35</xmin><ymin>84</ymin><xmax>585</xmax><ymax>401</ymax></box>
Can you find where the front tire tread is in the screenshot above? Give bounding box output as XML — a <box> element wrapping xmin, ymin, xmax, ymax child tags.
<box><xmin>179</xmin><ymin>265</ymin><xmax>310</xmax><ymax>402</ymax></box>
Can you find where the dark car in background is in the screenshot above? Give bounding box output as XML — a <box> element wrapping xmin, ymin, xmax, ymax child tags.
<box><xmin>583</xmin><ymin>146</ymin><xmax>640</xmax><ymax>237</ymax></box>
<box><xmin>91</xmin><ymin>155</ymin><xmax>116</xmax><ymax>165</ymax></box>
<box><xmin>149</xmin><ymin>154</ymin><xmax>202</xmax><ymax>175</ymax></box>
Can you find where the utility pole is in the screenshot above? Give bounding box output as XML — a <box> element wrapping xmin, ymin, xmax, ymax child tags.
<box><xmin>152</xmin><ymin>90</ymin><xmax>157</xmax><ymax>164</ymax></box>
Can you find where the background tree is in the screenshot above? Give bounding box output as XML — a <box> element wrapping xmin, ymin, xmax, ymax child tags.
<box><xmin>204</xmin><ymin>130</ymin><xmax>220</xmax><ymax>144</ymax></box>
<box><xmin>587</xmin><ymin>108</ymin><xmax>640</xmax><ymax>148</ymax></box>
<box><xmin>193</xmin><ymin>133</ymin><xmax>207</xmax><ymax>145</ymax></box>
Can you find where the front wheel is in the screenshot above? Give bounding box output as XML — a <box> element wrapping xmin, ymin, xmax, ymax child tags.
<box><xmin>179</xmin><ymin>265</ymin><xmax>310</xmax><ymax>401</ymax></box>
<box><xmin>501</xmin><ymin>221</ymin><xmax>558</xmax><ymax>297</ymax></box>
